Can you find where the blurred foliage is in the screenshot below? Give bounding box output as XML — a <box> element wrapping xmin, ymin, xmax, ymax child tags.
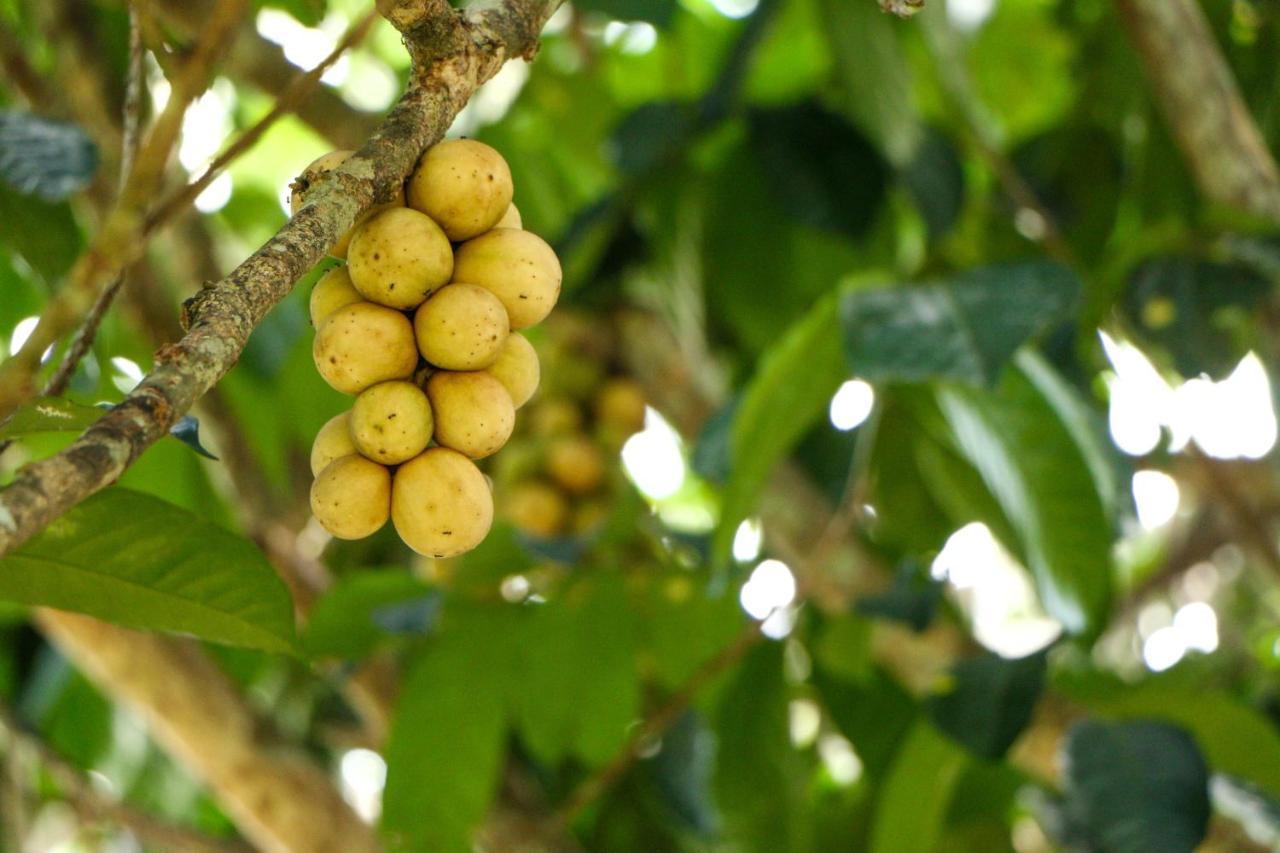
<box><xmin>1</xmin><ymin>0</ymin><xmax>1280</xmax><ymax>850</ymax></box>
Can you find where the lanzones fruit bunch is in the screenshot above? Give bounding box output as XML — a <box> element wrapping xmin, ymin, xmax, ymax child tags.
<box><xmin>295</xmin><ymin>140</ymin><xmax>558</xmax><ymax>558</ymax></box>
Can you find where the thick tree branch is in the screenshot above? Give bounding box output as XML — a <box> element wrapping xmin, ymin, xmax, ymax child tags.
<box><xmin>1115</xmin><ymin>0</ymin><xmax>1280</xmax><ymax>222</ymax></box>
<box><xmin>36</xmin><ymin>611</ymin><xmax>376</xmax><ymax>853</ymax></box>
<box><xmin>0</xmin><ymin>0</ymin><xmax>561</xmax><ymax>557</ymax></box>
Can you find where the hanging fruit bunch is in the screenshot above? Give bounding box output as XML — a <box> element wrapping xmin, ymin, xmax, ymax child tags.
<box><xmin>492</xmin><ymin>309</ymin><xmax>648</xmax><ymax>541</ymax></box>
<box><xmin>296</xmin><ymin>140</ymin><xmax>557</xmax><ymax>559</ymax></box>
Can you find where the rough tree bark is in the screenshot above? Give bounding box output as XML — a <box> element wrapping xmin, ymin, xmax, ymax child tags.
<box><xmin>0</xmin><ymin>0</ymin><xmax>560</xmax><ymax>558</ymax></box>
<box><xmin>1115</xmin><ymin>0</ymin><xmax>1280</xmax><ymax>222</ymax></box>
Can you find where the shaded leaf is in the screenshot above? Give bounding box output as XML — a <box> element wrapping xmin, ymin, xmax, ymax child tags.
<box><xmin>855</xmin><ymin>560</ymin><xmax>943</xmax><ymax>632</ymax></box>
<box><xmin>609</xmin><ymin>102</ymin><xmax>694</xmax><ymax>176</ymax></box>
<box><xmin>575</xmin><ymin>0</ymin><xmax>677</xmax><ymax>27</ymax></box>
<box><xmin>0</xmin><ymin>183</ymin><xmax>82</xmax><ymax>282</ymax></box>
<box><xmin>0</xmin><ymin>488</ymin><xmax>297</xmax><ymax>654</ymax></box>
<box><xmin>841</xmin><ymin>261</ymin><xmax>1080</xmax><ymax>387</ymax></box>
<box><xmin>926</xmin><ymin>649</ymin><xmax>1048</xmax><ymax>759</ymax></box>
<box><xmin>304</xmin><ymin>570</ymin><xmax>437</xmax><ymax>659</ymax></box>
<box><xmin>648</xmin><ymin>710</ymin><xmax>720</xmax><ymax>835</ymax></box>
<box><xmin>0</xmin><ymin>112</ymin><xmax>98</xmax><ymax>201</ymax></box>
<box><xmin>1061</xmin><ymin>720</ymin><xmax>1210</xmax><ymax>853</ymax></box>
<box><xmin>691</xmin><ymin>397</ymin><xmax>739</xmax><ymax>486</ymax></box>
<box><xmin>814</xmin><ymin>666</ymin><xmax>918</xmax><ymax>780</ymax></box>
<box><xmin>903</xmin><ymin>127</ymin><xmax>965</xmax><ymax>239</ymax></box>
<box><xmin>747</xmin><ymin>101</ymin><xmax>888</xmax><ymax>239</ymax></box>
<box><xmin>937</xmin><ymin>363</ymin><xmax>1113</xmax><ymax>635</ymax></box>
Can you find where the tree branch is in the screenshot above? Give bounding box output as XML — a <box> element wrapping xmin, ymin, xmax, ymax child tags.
<box><xmin>1114</xmin><ymin>0</ymin><xmax>1280</xmax><ymax>222</ymax></box>
<box><xmin>0</xmin><ymin>0</ymin><xmax>562</xmax><ymax>557</ymax></box>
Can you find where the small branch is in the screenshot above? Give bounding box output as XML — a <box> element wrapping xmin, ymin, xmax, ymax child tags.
<box><xmin>554</xmin><ymin>620</ymin><xmax>766</xmax><ymax>826</ymax></box>
<box><xmin>0</xmin><ymin>700</ymin><xmax>252</xmax><ymax>853</ymax></box>
<box><xmin>1114</xmin><ymin>0</ymin><xmax>1280</xmax><ymax>222</ymax></box>
<box><xmin>1192</xmin><ymin>453</ymin><xmax>1280</xmax><ymax>580</ymax></box>
<box><xmin>42</xmin><ymin>6</ymin><xmax>147</xmax><ymax>400</ymax></box>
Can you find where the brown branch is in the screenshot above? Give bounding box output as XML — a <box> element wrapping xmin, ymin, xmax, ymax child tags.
<box><xmin>0</xmin><ymin>0</ymin><xmax>562</xmax><ymax>557</ymax></box>
<box><xmin>0</xmin><ymin>0</ymin><xmax>249</xmax><ymax>419</ymax></box>
<box><xmin>36</xmin><ymin>611</ymin><xmax>377</xmax><ymax>853</ymax></box>
<box><xmin>0</xmin><ymin>699</ymin><xmax>252</xmax><ymax>853</ymax></box>
<box><xmin>1114</xmin><ymin>0</ymin><xmax>1280</xmax><ymax>222</ymax></box>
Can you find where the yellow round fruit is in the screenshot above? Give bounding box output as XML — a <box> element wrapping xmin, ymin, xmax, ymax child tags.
<box><xmin>484</xmin><ymin>332</ymin><xmax>539</xmax><ymax>408</ymax></box>
<box><xmin>495</xmin><ymin>203</ymin><xmax>522</xmax><ymax>230</ymax></box>
<box><xmin>392</xmin><ymin>447</ymin><xmax>494</xmax><ymax>557</ymax></box>
<box><xmin>350</xmin><ymin>380</ymin><xmax>434</xmax><ymax>465</ymax></box>
<box><xmin>406</xmin><ymin>139</ymin><xmax>513</xmax><ymax>241</ymax></box>
<box><xmin>309</xmin><ymin>266</ymin><xmax>363</xmax><ymax>326</ymax></box>
<box><xmin>313</xmin><ymin>302</ymin><xmax>417</xmax><ymax>394</ymax></box>
<box><xmin>347</xmin><ymin>207</ymin><xmax>453</xmax><ymax>310</ymax></box>
<box><xmin>413</xmin><ymin>283</ymin><xmax>509</xmax><ymax>371</ymax></box>
<box><xmin>290</xmin><ymin>151</ymin><xmax>405</xmax><ymax>258</ymax></box>
<box><xmin>310</xmin><ymin>411</ymin><xmax>358</xmax><ymax>476</ymax></box>
<box><xmin>572</xmin><ymin>500</ymin><xmax>610</xmax><ymax>535</ymax></box>
<box><xmin>503</xmin><ymin>481</ymin><xmax>568</xmax><ymax>539</ymax></box>
<box><xmin>426</xmin><ymin>370</ymin><xmax>515</xmax><ymax>459</ymax></box>
<box><xmin>452</xmin><ymin>229</ymin><xmax>562</xmax><ymax>329</ymax></box>
<box><xmin>596</xmin><ymin>378</ymin><xmax>647</xmax><ymax>436</ymax></box>
<box><xmin>546</xmin><ymin>434</ymin><xmax>606</xmax><ymax>495</ymax></box>
<box><xmin>310</xmin><ymin>455</ymin><xmax>391</xmax><ymax>539</ymax></box>
<box><xmin>531</xmin><ymin>398</ymin><xmax>583</xmax><ymax>437</ymax></box>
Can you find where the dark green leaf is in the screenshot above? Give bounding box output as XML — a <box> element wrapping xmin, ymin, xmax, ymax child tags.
<box><xmin>855</xmin><ymin>560</ymin><xmax>943</xmax><ymax>632</ymax></box>
<box><xmin>169</xmin><ymin>416</ymin><xmax>218</xmax><ymax>460</ymax></box>
<box><xmin>937</xmin><ymin>362</ymin><xmax>1113</xmax><ymax>635</ymax></box>
<box><xmin>814</xmin><ymin>666</ymin><xmax>917</xmax><ymax>780</ymax></box>
<box><xmin>840</xmin><ymin>261</ymin><xmax>1080</xmax><ymax>387</ymax></box>
<box><xmin>255</xmin><ymin>0</ymin><xmax>324</xmax><ymax>26</ymax></box>
<box><xmin>608</xmin><ymin>102</ymin><xmax>694</xmax><ymax>176</ymax></box>
<box><xmin>747</xmin><ymin>101</ymin><xmax>888</xmax><ymax>239</ymax></box>
<box><xmin>0</xmin><ymin>183</ymin><xmax>82</xmax><ymax>282</ymax></box>
<box><xmin>690</xmin><ymin>397</ymin><xmax>738</xmax><ymax>486</ymax></box>
<box><xmin>648</xmin><ymin>710</ymin><xmax>720</xmax><ymax>835</ymax></box>
<box><xmin>0</xmin><ymin>112</ymin><xmax>98</xmax><ymax>201</ymax></box>
<box><xmin>903</xmin><ymin>127</ymin><xmax>965</xmax><ymax>239</ymax></box>
<box><xmin>926</xmin><ymin>649</ymin><xmax>1048</xmax><ymax>759</ymax></box>
<box><xmin>1062</xmin><ymin>720</ymin><xmax>1210</xmax><ymax>853</ymax></box>
<box><xmin>304</xmin><ymin>570</ymin><xmax>437</xmax><ymax>659</ymax></box>
<box><xmin>0</xmin><ymin>488</ymin><xmax>297</xmax><ymax>653</ymax></box>
<box><xmin>711</xmin><ymin>292</ymin><xmax>846</xmax><ymax>565</ymax></box>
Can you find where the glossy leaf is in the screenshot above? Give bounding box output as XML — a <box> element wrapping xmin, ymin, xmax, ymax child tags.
<box><xmin>841</xmin><ymin>261</ymin><xmax>1080</xmax><ymax>387</ymax></box>
<box><xmin>0</xmin><ymin>488</ymin><xmax>297</xmax><ymax>653</ymax></box>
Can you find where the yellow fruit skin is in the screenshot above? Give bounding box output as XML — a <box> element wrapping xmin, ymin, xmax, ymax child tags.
<box><xmin>546</xmin><ymin>434</ymin><xmax>606</xmax><ymax>495</ymax></box>
<box><xmin>309</xmin><ymin>266</ymin><xmax>363</xmax><ymax>326</ymax></box>
<box><xmin>348</xmin><ymin>208</ymin><xmax>453</xmax><ymax>310</ymax></box>
<box><xmin>310</xmin><ymin>411</ymin><xmax>357</xmax><ymax>476</ymax></box>
<box><xmin>310</xmin><ymin>455</ymin><xmax>391</xmax><ymax>539</ymax></box>
<box><xmin>290</xmin><ymin>151</ymin><xmax>405</xmax><ymax>258</ymax></box>
<box><xmin>426</xmin><ymin>371</ymin><xmax>515</xmax><ymax>459</ymax></box>
<box><xmin>503</xmin><ymin>481</ymin><xmax>568</xmax><ymax>538</ymax></box>
<box><xmin>484</xmin><ymin>332</ymin><xmax>540</xmax><ymax>408</ymax></box>
<box><xmin>392</xmin><ymin>447</ymin><xmax>494</xmax><ymax>558</ymax></box>
<box><xmin>414</xmin><ymin>283</ymin><xmax>509</xmax><ymax>370</ymax></box>
<box><xmin>350</xmin><ymin>380</ymin><xmax>434</xmax><ymax>465</ymax></box>
<box><xmin>531</xmin><ymin>398</ymin><xmax>583</xmax><ymax>437</ymax></box>
<box><xmin>407</xmin><ymin>140</ymin><xmax>513</xmax><ymax>241</ymax></box>
<box><xmin>596</xmin><ymin>378</ymin><xmax>647</xmax><ymax>435</ymax></box>
<box><xmin>313</xmin><ymin>302</ymin><xmax>417</xmax><ymax>394</ymax></box>
<box><xmin>452</xmin><ymin>229</ymin><xmax>562</xmax><ymax>329</ymax></box>
<box><xmin>494</xmin><ymin>203</ymin><xmax>522</xmax><ymax>230</ymax></box>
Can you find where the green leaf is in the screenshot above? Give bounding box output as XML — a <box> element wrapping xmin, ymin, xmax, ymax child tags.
<box><xmin>0</xmin><ymin>111</ymin><xmax>98</xmax><ymax>201</ymax></box>
<box><xmin>0</xmin><ymin>488</ymin><xmax>297</xmax><ymax>653</ymax></box>
<box><xmin>609</xmin><ymin>102</ymin><xmax>694</xmax><ymax>176</ymax></box>
<box><xmin>869</xmin><ymin>721</ymin><xmax>967</xmax><ymax>853</ymax></box>
<box><xmin>0</xmin><ymin>183</ymin><xmax>82</xmax><ymax>282</ymax></box>
<box><xmin>903</xmin><ymin>127</ymin><xmax>965</xmax><ymax>240</ymax></box>
<box><xmin>1062</xmin><ymin>720</ymin><xmax>1210</xmax><ymax>853</ymax></box>
<box><xmin>711</xmin><ymin>292</ymin><xmax>846</xmax><ymax>565</ymax></box>
<box><xmin>814</xmin><ymin>666</ymin><xmax>917</xmax><ymax>780</ymax></box>
<box><xmin>382</xmin><ymin>607</ymin><xmax>512</xmax><ymax>852</ymax></box>
<box><xmin>936</xmin><ymin>364</ymin><xmax>1113</xmax><ymax>635</ymax></box>
<box><xmin>168</xmin><ymin>415</ymin><xmax>218</xmax><ymax>460</ymax></box>
<box><xmin>926</xmin><ymin>649</ymin><xmax>1047</xmax><ymax>759</ymax></box>
<box><xmin>648</xmin><ymin>710</ymin><xmax>720</xmax><ymax>835</ymax></box>
<box><xmin>0</xmin><ymin>396</ymin><xmax>102</xmax><ymax>437</ymax></box>
<box><xmin>303</xmin><ymin>570</ymin><xmax>437</xmax><ymax>660</ymax></box>
<box><xmin>840</xmin><ymin>261</ymin><xmax>1080</xmax><ymax>387</ymax></box>
<box><xmin>855</xmin><ymin>561</ymin><xmax>943</xmax><ymax>633</ymax></box>
<box><xmin>747</xmin><ymin>101</ymin><xmax>888</xmax><ymax>239</ymax></box>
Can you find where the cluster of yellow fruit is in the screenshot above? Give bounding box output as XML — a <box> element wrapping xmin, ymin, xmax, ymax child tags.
<box><xmin>493</xmin><ymin>312</ymin><xmax>647</xmax><ymax>540</ymax></box>
<box><xmin>298</xmin><ymin>140</ymin><xmax>559</xmax><ymax>558</ymax></box>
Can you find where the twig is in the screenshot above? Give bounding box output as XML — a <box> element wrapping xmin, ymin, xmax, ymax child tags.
<box><xmin>1192</xmin><ymin>453</ymin><xmax>1280</xmax><ymax>581</ymax></box>
<box><xmin>42</xmin><ymin>5</ymin><xmax>146</xmax><ymax>399</ymax></box>
<box><xmin>0</xmin><ymin>699</ymin><xmax>253</xmax><ymax>853</ymax></box>
<box><xmin>0</xmin><ymin>0</ymin><xmax>249</xmax><ymax>420</ymax></box>
<box><xmin>145</xmin><ymin>8</ymin><xmax>380</xmax><ymax>231</ymax></box>
<box><xmin>554</xmin><ymin>619</ymin><xmax>766</xmax><ymax>826</ymax></box>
